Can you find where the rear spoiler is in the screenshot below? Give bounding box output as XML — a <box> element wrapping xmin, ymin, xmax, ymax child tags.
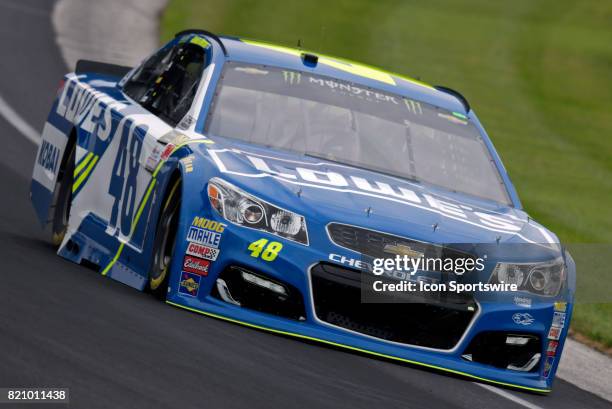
<box><xmin>75</xmin><ymin>59</ymin><xmax>132</xmax><ymax>78</ymax></box>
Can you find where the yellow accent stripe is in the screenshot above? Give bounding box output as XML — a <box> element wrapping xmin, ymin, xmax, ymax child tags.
<box><xmin>166</xmin><ymin>300</ymin><xmax>552</xmax><ymax>394</ymax></box>
<box><xmin>190</xmin><ymin>36</ymin><xmax>210</xmax><ymax>49</ymax></box>
<box><xmin>152</xmin><ymin>139</ymin><xmax>210</xmax><ymax>177</ymax></box>
<box><xmin>72</xmin><ymin>155</ymin><xmax>98</xmax><ymax>193</ymax></box>
<box><xmin>73</xmin><ymin>152</ymin><xmax>94</xmax><ymax>178</ymax></box>
<box><xmin>242</xmin><ymin>39</ymin><xmax>433</xmax><ymax>89</ymax></box>
<box><xmin>101</xmin><ymin>178</ymin><xmax>157</xmax><ymax>276</ymax></box>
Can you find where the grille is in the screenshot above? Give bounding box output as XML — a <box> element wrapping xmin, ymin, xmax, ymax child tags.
<box><xmin>310</xmin><ymin>263</ymin><xmax>477</xmax><ymax>350</ymax></box>
<box><xmin>327</xmin><ymin>223</ymin><xmax>473</xmax><ymax>266</ymax></box>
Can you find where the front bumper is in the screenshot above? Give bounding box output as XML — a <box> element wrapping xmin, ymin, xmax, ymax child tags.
<box><xmin>166</xmin><ymin>213</ymin><xmax>573</xmax><ymax>393</ymax></box>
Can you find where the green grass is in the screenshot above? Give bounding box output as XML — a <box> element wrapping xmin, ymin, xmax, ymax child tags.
<box><xmin>161</xmin><ymin>0</ymin><xmax>612</xmax><ymax>347</ymax></box>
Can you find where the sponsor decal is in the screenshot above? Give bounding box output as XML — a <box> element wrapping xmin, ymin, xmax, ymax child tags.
<box><xmin>146</xmin><ymin>134</ymin><xmax>194</xmax><ymax>171</ymax></box>
<box><xmin>183</xmin><ymin>255</ymin><xmax>210</xmax><ymax>276</ymax></box>
<box><xmin>208</xmin><ymin>149</ymin><xmax>526</xmax><ymax>236</ymax></box>
<box><xmin>512</xmin><ymin>312</ymin><xmax>535</xmax><ymax>326</ymax></box>
<box><xmin>187</xmin><ymin>226</ymin><xmax>222</xmax><ymax>248</ymax></box>
<box><xmin>177</xmin><ymin>115</ymin><xmax>195</xmax><ymax>130</ymax></box>
<box><xmin>192</xmin><ymin>217</ymin><xmax>226</xmax><ymax>233</ymax></box>
<box><xmin>548</xmin><ymin>326</ymin><xmax>561</xmax><ymax>340</ymax></box>
<box><xmin>514</xmin><ymin>296</ymin><xmax>532</xmax><ymax>308</ymax></box>
<box><xmin>160</xmin><ymin>143</ymin><xmax>175</xmax><ymax>161</ymax></box>
<box><xmin>546</xmin><ymin>340</ymin><xmax>559</xmax><ymax>356</ymax></box>
<box><xmin>403</xmin><ymin>99</ymin><xmax>423</xmax><ymax>115</ymax></box>
<box><xmin>56</xmin><ymin>78</ymin><xmax>129</xmax><ymax>155</ymax></box>
<box><xmin>186</xmin><ymin>242</ymin><xmax>219</xmax><ymax>261</ymax></box>
<box><xmin>145</xmin><ymin>145</ymin><xmax>162</xmax><ymax>172</ymax></box>
<box><xmin>159</xmin><ymin>132</ymin><xmax>191</xmax><ymax>146</ymax></box>
<box><xmin>554</xmin><ymin>301</ymin><xmax>567</xmax><ymax>312</ymax></box>
<box><xmin>283</xmin><ymin>70</ymin><xmax>301</xmax><ymax>85</ymax></box>
<box><xmin>181</xmin><ymin>155</ymin><xmax>194</xmax><ymax>173</ymax></box>
<box><xmin>552</xmin><ymin>312</ymin><xmax>566</xmax><ymax>328</ymax></box>
<box><xmin>543</xmin><ymin>356</ymin><xmax>555</xmax><ymax>378</ymax></box>
<box><xmin>179</xmin><ymin>271</ymin><xmax>201</xmax><ymax>297</ymax></box>
<box><xmin>308</xmin><ymin>77</ymin><xmax>399</xmax><ymax>104</ymax></box>
<box><xmin>38</xmin><ymin>140</ymin><xmax>60</xmax><ymax>175</ymax></box>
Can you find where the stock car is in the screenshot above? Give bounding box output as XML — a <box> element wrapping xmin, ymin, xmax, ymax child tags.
<box><xmin>30</xmin><ymin>29</ymin><xmax>575</xmax><ymax>393</ymax></box>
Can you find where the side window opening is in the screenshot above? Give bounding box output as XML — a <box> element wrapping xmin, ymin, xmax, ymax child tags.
<box><xmin>123</xmin><ymin>41</ymin><xmax>207</xmax><ymax>126</ymax></box>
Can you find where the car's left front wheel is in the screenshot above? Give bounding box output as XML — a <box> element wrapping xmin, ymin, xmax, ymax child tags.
<box><xmin>149</xmin><ymin>177</ymin><xmax>182</xmax><ymax>300</ymax></box>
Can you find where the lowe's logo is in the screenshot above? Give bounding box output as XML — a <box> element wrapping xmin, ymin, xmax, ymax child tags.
<box><xmin>208</xmin><ymin>148</ymin><xmax>525</xmax><ymax>235</ymax></box>
<box><xmin>38</xmin><ymin>140</ymin><xmax>59</xmax><ymax>175</ymax></box>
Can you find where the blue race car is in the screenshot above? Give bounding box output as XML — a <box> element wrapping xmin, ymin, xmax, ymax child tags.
<box><xmin>30</xmin><ymin>29</ymin><xmax>574</xmax><ymax>393</ymax></box>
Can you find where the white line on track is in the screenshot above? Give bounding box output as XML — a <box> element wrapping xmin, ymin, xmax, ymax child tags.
<box><xmin>0</xmin><ymin>94</ymin><xmax>40</xmax><ymax>145</ymax></box>
<box><xmin>475</xmin><ymin>383</ymin><xmax>545</xmax><ymax>409</ymax></box>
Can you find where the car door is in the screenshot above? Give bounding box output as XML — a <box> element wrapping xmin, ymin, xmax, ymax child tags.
<box><xmin>70</xmin><ymin>38</ymin><xmax>209</xmax><ymax>255</ymax></box>
<box><xmin>110</xmin><ymin>38</ymin><xmax>210</xmax><ymax>249</ymax></box>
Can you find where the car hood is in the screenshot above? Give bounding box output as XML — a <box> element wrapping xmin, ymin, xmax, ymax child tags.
<box><xmin>201</xmin><ymin>137</ymin><xmax>559</xmax><ymax>248</ymax></box>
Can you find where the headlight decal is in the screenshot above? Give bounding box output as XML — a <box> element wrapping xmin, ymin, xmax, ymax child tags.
<box><xmin>490</xmin><ymin>257</ymin><xmax>566</xmax><ymax>297</ymax></box>
<box><xmin>207</xmin><ymin>178</ymin><xmax>309</xmax><ymax>245</ymax></box>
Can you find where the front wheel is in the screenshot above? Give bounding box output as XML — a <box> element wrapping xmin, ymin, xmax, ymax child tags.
<box><xmin>149</xmin><ymin>178</ymin><xmax>182</xmax><ymax>299</ymax></box>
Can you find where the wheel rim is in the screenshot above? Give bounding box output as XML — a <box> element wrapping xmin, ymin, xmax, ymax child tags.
<box><xmin>150</xmin><ymin>210</ymin><xmax>176</xmax><ymax>288</ymax></box>
<box><xmin>150</xmin><ymin>180</ymin><xmax>181</xmax><ymax>290</ymax></box>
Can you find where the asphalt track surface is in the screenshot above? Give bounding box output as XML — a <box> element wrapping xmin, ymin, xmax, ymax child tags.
<box><xmin>0</xmin><ymin>1</ymin><xmax>610</xmax><ymax>408</ymax></box>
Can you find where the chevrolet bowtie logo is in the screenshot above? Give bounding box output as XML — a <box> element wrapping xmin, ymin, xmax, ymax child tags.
<box><xmin>383</xmin><ymin>243</ymin><xmax>424</xmax><ymax>259</ymax></box>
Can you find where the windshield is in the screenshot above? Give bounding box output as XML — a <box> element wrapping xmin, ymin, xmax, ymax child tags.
<box><xmin>206</xmin><ymin>62</ymin><xmax>510</xmax><ymax>205</ymax></box>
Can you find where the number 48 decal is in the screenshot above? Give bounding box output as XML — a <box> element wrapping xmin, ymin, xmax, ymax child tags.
<box><xmin>248</xmin><ymin>239</ymin><xmax>283</xmax><ymax>261</ymax></box>
<box><xmin>109</xmin><ymin>119</ymin><xmax>145</xmax><ymax>236</ymax></box>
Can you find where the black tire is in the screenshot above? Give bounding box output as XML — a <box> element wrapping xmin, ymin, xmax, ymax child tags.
<box><xmin>51</xmin><ymin>142</ymin><xmax>76</xmax><ymax>247</ymax></box>
<box><xmin>149</xmin><ymin>177</ymin><xmax>182</xmax><ymax>300</ymax></box>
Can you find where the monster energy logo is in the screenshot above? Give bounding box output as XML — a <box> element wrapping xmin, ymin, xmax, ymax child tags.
<box><xmin>404</xmin><ymin>99</ymin><xmax>423</xmax><ymax>115</ymax></box>
<box><xmin>283</xmin><ymin>70</ymin><xmax>301</xmax><ymax>85</ymax></box>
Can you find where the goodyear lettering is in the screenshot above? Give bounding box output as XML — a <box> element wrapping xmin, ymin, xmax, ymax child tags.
<box><xmin>192</xmin><ymin>217</ymin><xmax>226</xmax><ymax>233</ymax></box>
<box><xmin>37</xmin><ymin>140</ymin><xmax>59</xmax><ymax>175</ymax></box>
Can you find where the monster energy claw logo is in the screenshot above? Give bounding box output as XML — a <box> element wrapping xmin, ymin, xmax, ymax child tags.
<box><xmin>404</xmin><ymin>99</ymin><xmax>423</xmax><ymax>115</ymax></box>
<box><xmin>283</xmin><ymin>70</ymin><xmax>301</xmax><ymax>85</ymax></box>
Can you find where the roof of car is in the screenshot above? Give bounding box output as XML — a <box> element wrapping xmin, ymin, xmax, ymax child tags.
<box><xmin>213</xmin><ymin>35</ymin><xmax>469</xmax><ymax>114</ymax></box>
